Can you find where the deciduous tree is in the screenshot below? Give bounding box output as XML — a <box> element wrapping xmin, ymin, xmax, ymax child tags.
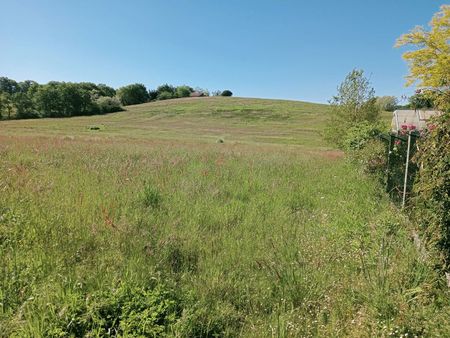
<box><xmin>396</xmin><ymin>5</ymin><xmax>450</xmax><ymax>112</ymax></box>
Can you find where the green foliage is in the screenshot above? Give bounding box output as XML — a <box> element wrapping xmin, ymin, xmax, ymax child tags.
<box><xmin>176</xmin><ymin>85</ymin><xmax>193</xmax><ymax>98</ymax></box>
<box><xmin>350</xmin><ymin>138</ymin><xmax>387</xmax><ymax>177</ymax></box>
<box><xmin>0</xmin><ymin>77</ymin><xmax>19</xmax><ymax>94</ymax></box>
<box><xmin>95</xmin><ymin>96</ymin><xmax>123</xmax><ymax>114</ymax></box>
<box><xmin>325</xmin><ymin>69</ymin><xmax>381</xmax><ymax>148</ymax></box>
<box><xmin>41</xmin><ymin>284</ymin><xmax>180</xmax><ymax>337</ymax></box>
<box><xmin>412</xmin><ymin>112</ymin><xmax>450</xmax><ymax>267</ymax></box>
<box><xmin>221</xmin><ymin>90</ymin><xmax>233</xmax><ymax>97</ymax></box>
<box><xmin>408</xmin><ymin>92</ymin><xmax>434</xmax><ymax>109</ymax></box>
<box><xmin>34</xmin><ymin>82</ymin><xmax>100</xmax><ymax>117</ymax></box>
<box><xmin>396</xmin><ymin>5</ymin><xmax>450</xmax><ymax>113</ymax></box>
<box><xmin>96</xmin><ymin>83</ymin><xmax>116</xmax><ymax>97</ymax></box>
<box><xmin>148</xmin><ymin>89</ymin><xmax>158</xmax><ymax>101</ymax></box>
<box><xmin>156</xmin><ymin>84</ymin><xmax>176</xmax><ymax>97</ymax></box>
<box><xmin>341</xmin><ymin>121</ymin><xmax>385</xmax><ymax>151</ymax></box>
<box><xmin>0</xmin><ymin>92</ymin><xmax>14</xmax><ymax>119</ymax></box>
<box><xmin>376</xmin><ymin>96</ymin><xmax>398</xmax><ymax>112</ymax></box>
<box><xmin>117</xmin><ymin>83</ymin><xmax>149</xmax><ymax>106</ymax></box>
<box><xmin>157</xmin><ymin>91</ymin><xmax>174</xmax><ymax>100</ymax></box>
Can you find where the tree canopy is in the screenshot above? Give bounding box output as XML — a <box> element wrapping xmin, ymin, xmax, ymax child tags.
<box><xmin>396</xmin><ymin>5</ymin><xmax>450</xmax><ymax>112</ymax></box>
<box><xmin>325</xmin><ymin>69</ymin><xmax>380</xmax><ymax>148</ymax></box>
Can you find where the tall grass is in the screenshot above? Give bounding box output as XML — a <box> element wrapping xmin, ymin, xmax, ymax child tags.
<box><xmin>1</xmin><ymin>135</ymin><xmax>449</xmax><ymax>336</ymax></box>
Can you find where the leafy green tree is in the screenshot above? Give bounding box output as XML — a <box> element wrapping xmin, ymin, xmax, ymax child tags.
<box><xmin>148</xmin><ymin>89</ymin><xmax>158</xmax><ymax>101</ymax></box>
<box><xmin>375</xmin><ymin>96</ymin><xmax>398</xmax><ymax>112</ymax></box>
<box><xmin>396</xmin><ymin>5</ymin><xmax>450</xmax><ymax>112</ymax></box>
<box><xmin>325</xmin><ymin>69</ymin><xmax>380</xmax><ymax>148</ymax></box>
<box><xmin>97</xmin><ymin>84</ymin><xmax>116</xmax><ymax>97</ymax></box>
<box><xmin>117</xmin><ymin>83</ymin><xmax>149</xmax><ymax>106</ymax></box>
<box><xmin>95</xmin><ymin>96</ymin><xmax>123</xmax><ymax>114</ymax></box>
<box><xmin>408</xmin><ymin>92</ymin><xmax>434</xmax><ymax>109</ymax></box>
<box><xmin>156</xmin><ymin>84</ymin><xmax>176</xmax><ymax>97</ymax></box>
<box><xmin>157</xmin><ymin>91</ymin><xmax>174</xmax><ymax>100</ymax></box>
<box><xmin>35</xmin><ymin>82</ymin><xmax>66</xmax><ymax>117</ymax></box>
<box><xmin>176</xmin><ymin>85</ymin><xmax>193</xmax><ymax>98</ymax></box>
<box><xmin>0</xmin><ymin>77</ymin><xmax>19</xmax><ymax>94</ymax></box>
<box><xmin>0</xmin><ymin>92</ymin><xmax>14</xmax><ymax>119</ymax></box>
<box><xmin>13</xmin><ymin>92</ymin><xmax>37</xmax><ymax>119</ymax></box>
<box><xmin>221</xmin><ymin>90</ymin><xmax>233</xmax><ymax>97</ymax></box>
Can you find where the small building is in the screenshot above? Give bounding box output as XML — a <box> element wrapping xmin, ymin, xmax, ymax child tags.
<box><xmin>189</xmin><ymin>91</ymin><xmax>205</xmax><ymax>98</ymax></box>
<box><xmin>391</xmin><ymin>109</ymin><xmax>441</xmax><ymax>132</ymax></box>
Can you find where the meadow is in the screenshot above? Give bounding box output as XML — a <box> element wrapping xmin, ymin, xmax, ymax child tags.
<box><xmin>1</xmin><ymin>97</ymin><xmax>449</xmax><ymax>337</ymax></box>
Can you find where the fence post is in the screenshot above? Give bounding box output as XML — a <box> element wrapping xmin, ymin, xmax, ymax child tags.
<box><xmin>402</xmin><ymin>132</ymin><xmax>412</xmax><ymax>209</ymax></box>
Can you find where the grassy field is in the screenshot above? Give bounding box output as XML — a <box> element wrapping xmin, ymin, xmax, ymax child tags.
<box><xmin>1</xmin><ymin>97</ymin><xmax>449</xmax><ymax>337</ymax></box>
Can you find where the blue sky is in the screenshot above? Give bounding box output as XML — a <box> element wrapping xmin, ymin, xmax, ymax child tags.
<box><xmin>0</xmin><ymin>0</ymin><xmax>443</xmax><ymax>103</ymax></box>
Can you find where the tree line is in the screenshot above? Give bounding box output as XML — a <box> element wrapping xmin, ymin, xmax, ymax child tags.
<box><xmin>0</xmin><ymin>77</ymin><xmax>233</xmax><ymax>120</ymax></box>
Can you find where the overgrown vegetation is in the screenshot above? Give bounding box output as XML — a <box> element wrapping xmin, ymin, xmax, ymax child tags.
<box><xmin>395</xmin><ymin>4</ymin><xmax>450</xmax><ymax>271</ymax></box>
<box><xmin>1</xmin><ymin>97</ymin><xmax>450</xmax><ymax>336</ymax></box>
<box><xmin>412</xmin><ymin>113</ymin><xmax>450</xmax><ymax>268</ymax></box>
<box><xmin>324</xmin><ymin>69</ymin><xmax>381</xmax><ymax>149</ymax></box>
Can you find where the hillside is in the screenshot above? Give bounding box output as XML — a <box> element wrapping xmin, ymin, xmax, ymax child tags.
<box><xmin>0</xmin><ymin>97</ymin><xmax>331</xmax><ymax>148</ymax></box>
<box><xmin>1</xmin><ymin>97</ymin><xmax>448</xmax><ymax>336</ymax></box>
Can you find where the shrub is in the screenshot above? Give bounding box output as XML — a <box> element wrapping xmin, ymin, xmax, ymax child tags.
<box><xmin>341</xmin><ymin>121</ymin><xmax>385</xmax><ymax>151</ymax></box>
<box><xmin>351</xmin><ymin>139</ymin><xmax>387</xmax><ymax>177</ymax></box>
<box><xmin>176</xmin><ymin>86</ymin><xmax>193</xmax><ymax>98</ymax></box>
<box><xmin>158</xmin><ymin>91</ymin><xmax>174</xmax><ymax>100</ymax></box>
<box><xmin>117</xmin><ymin>83</ymin><xmax>149</xmax><ymax>106</ymax></box>
<box><xmin>95</xmin><ymin>96</ymin><xmax>123</xmax><ymax>114</ymax></box>
<box><xmin>221</xmin><ymin>90</ymin><xmax>233</xmax><ymax>97</ymax></box>
<box><xmin>376</xmin><ymin>96</ymin><xmax>398</xmax><ymax>112</ymax></box>
<box><xmin>43</xmin><ymin>284</ymin><xmax>180</xmax><ymax>337</ymax></box>
<box><xmin>156</xmin><ymin>84</ymin><xmax>176</xmax><ymax>97</ymax></box>
<box><xmin>148</xmin><ymin>89</ymin><xmax>158</xmax><ymax>101</ymax></box>
<box><xmin>412</xmin><ymin>112</ymin><xmax>450</xmax><ymax>267</ymax></box>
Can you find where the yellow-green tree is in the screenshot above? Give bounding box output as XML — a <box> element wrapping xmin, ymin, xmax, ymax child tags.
<box><xmin>396</xmin><ymin>5</ymin><xmax>450</xmax><ymax>112</ymax></box>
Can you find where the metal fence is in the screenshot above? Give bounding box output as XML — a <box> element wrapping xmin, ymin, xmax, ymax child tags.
<box><xmin>379</xmin><ymin>130</ymin><xmax>421</xmax><ymax>208</ymax></box>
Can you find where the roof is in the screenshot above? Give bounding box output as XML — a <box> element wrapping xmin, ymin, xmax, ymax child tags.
<box><xmin>189</xmin><ymin>91</ymin><xmax>204</xmax><ymax>97</ymax></box>
<box><xmin>391</xmin><ymin>109</ymin><xmax>441</xmax><ymax>132</ymax></box>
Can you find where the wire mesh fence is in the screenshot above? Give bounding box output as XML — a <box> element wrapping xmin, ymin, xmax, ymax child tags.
<box><xmin>379</xmin><ymin>127</ymin><xmax>421</xmax><ymax>207</ymax></box>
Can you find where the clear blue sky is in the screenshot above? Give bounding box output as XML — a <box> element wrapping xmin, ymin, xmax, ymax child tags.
<box><xmin>0</xmin><ymin>0</ymin><xmax>444</xmax><ymax>103</ymax></box>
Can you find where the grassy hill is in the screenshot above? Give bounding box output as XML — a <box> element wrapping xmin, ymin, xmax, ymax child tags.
<box><xmin>0</xmin><ymin>97</ymin><xmax>331</xmax><ymax>148</ymax></box>
<box><xmin>0</xmin><ymin>97</ymin><xmax>448</xmax><ymax>336</ymax></box>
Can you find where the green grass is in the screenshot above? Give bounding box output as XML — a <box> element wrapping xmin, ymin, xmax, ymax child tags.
<box><xmin>0</xmin><ymin>97</ymin><xmax>449</xmax><ymax>337</ymax></box>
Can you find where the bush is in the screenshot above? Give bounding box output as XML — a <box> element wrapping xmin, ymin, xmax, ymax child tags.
<box><xmin>148</xmin><ymin>89</ymin><xmax>158</xmax><ymax>101</ymax></box>
<box><xmin>351</xmin><ymin>139</ymin><xmax>387</xmax><ymax>177</ymax></box>
<box><xmin>158</xmin><ymin>91</ymin><xmax>174</xmax><ymax>101</ymax></box>
<box><xmin>412</xmin><ymin>112</ymin><xmax>450</xmax><ymax>267</ymax></box>
<box><xmin>95</xmin><ymin>96</ymin><xmax>123</xmax><ymax>114</ymax></box>
<box><xmin>43</xmin><ymin>284</ymin><xmax>180</xmax><ymax>337</ymax></box>
<box><xmin>376</xmin><ymin>96</ymin><xmax>398</xmax><ymax>112</ymax></box>
<box><xmin>156</xmin><ymin>84</ymin><xmax>176</xmax><ymax>97</ymax></box>
<box><xmin>176</xmin><ymin>86</ymin><xmax>193</xmax><ymax>98</ymax></box>
<box><xmin>221</xmin><ymin>90</ymin><xmax>233</xmax><ymax>97</ymax></box>
<box><xmin>341</xmin><ymin>121</ymin><xmax>385</xmax><ymax>151</ymax></box>
<box><xmin>117</xmin><ymin>83</ymin><xmax>149</xmax><ymax>106</ymax></box>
